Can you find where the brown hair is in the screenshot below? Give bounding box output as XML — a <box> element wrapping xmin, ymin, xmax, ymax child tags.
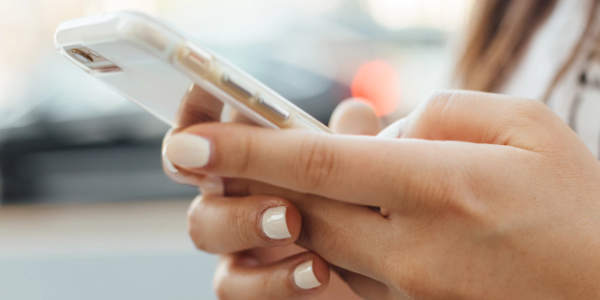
<box><xmin>455</xmin><ymin>0</ymin><xmax>558</xmax><ymax>92</ymax></box>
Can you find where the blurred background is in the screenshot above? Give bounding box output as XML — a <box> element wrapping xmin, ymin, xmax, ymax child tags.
<box><xmin>0</xmin><ymin>0</ymin><xmax>472</xmax><ymax>299</ymax></box>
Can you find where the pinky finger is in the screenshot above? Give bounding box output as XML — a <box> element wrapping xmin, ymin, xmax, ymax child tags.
<box><xmin>214</xmin><ymin>252</ymin><xmax>330</xmax><ymax>299</ymax></box>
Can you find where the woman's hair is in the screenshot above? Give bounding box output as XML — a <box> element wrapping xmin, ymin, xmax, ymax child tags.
<box><xmin>455</xmin><ymin>0</ymin><xmax>558</xmax><ymax>92</ymax></box>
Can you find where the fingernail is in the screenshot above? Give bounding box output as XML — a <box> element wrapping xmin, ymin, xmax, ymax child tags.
<box><xmin>198</xmin><ymin>176</ymin><xmax>224</xmax><ymax>196</ymax></box>
<box><xmin>163</xmin><ymin>148</ymin><xmax>201</xmax><ymax>186</ymax></box>
<box><xmin>377</xmin><ymin>118</ymin><xmax>407</xmax><ymax>138</ymax></box>
<box><xmin>293</xmin><ymin>260</ymin><xmax>321</xmax><ymax>289</ymax></box>
<box><xmin>261</xmin><ymin>206</ymin><xmax>291</xmax><ymax>240</ymax></box>
<box><xmin>163</xmin><ymin>129</ymin><xmax>179</xmax><ymax>174</ymax></box>
<box><xmin>162</xmin><ymin>146</ymin><xmax>180</xmax><ymax>174</ymax></box>
<box><xmin>165</xmin><ymin>133</ymin><xmax>211</xmax><ymax>168</ymax></box>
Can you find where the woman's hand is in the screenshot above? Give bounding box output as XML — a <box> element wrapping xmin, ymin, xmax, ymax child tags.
<box><xmin>165</xmin><ymin>90</ymin><xmax>600</xmax><ymax>299</ymax></box>
<box><xmin>162</xmin><ymin>85</ymin><xmax>378</xmax><ymax>299</ymax></box>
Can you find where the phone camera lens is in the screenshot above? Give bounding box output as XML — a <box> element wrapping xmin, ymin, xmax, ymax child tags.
<box><xmin>70</xmin><ymin>48</ymin><xmax>94</xmax><ymax>63</ymax></box>
<box><xmin>65</xmin><ymin>46</ymin><xmax>120</xmax><ymax>73</ymax></box>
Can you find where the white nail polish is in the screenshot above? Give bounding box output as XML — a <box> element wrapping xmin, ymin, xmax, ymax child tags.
<box><xmin>162</xmin><ymin>147</ymin><xmax>180</xmax><ymax>174</ymax></box>
<box><xmin>377</xmin><ymin>118</ymin><xmax>407</xmax><ymax>138</ymax></box>
<box><xmin>293</xmin><ymin>260</ymin><xmax>321</xmax><ymax>290</ymax></box>
<box><xmin>165</xmin><ymin>133</ymin><xmax>211</xmax><ymax>168</ymax></box>
<box><xmin>261</xmin><ymin>206</ymin><xmax>291</xmax><ymax>240</ymax></box>
<box><xmin>163</xmin><ymin>148</ymin><xmax>202</xmax><ymax>186</ymax></box>
<box><xmin>163</xmin><ymin>129</ymin><xmax>179</xmax><ymax>174</ymax></box>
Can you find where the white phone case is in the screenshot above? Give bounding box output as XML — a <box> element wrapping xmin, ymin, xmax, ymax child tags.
<box><xmin>55</xmin><ymin>11</ymin><xmax>330</xmax><ymax>132</ymax></box>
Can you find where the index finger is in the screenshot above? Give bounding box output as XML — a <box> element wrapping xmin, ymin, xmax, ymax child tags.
<box><xmin>163</xmin><ymin>122</ymin><xmax>483</xmax><ymax>209</ymax></box>
<box><xmin>176</xmin><ymin>84</ymin><xmax>224</xmax><ymax>128</ymax></box>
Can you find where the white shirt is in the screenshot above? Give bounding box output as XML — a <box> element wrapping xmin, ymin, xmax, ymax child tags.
<box><xmin>500</xmin><ymin>0</ymin><xmax>600</xmax><ymax>158</ymax></box>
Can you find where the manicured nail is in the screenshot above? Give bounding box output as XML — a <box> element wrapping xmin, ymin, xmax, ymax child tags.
<box><xmin>165</xmin><ymin>133</ymin><xmax>211</xmax><ymax>168</ymax></box>
<box><xmin>261</xmin><ymin>206</ymin><xmax>291</xmax><ymax>240</ymax></box>
<box><xmin>163</xmin><ymin>146</ymin><xmax>202</xmax><ymax>186</ymax></box>
<box><xmin>377</xmin><ymin>118</ymin><xmax>407</xmax><ymax>138</ymax></box>
<box><xmin>163</xmin><ymin>129</ymin><xmax>179</xmax><ymax>174</ymax></box>
<box><xmin>293</xmin><ymin>260</ymin><xmax>321</xmax><ymax>289</ymax></box>
<box><xmin>162</xmin><ymin>146</ymin><xmax>180</xmax><ymax>174</ymax></box>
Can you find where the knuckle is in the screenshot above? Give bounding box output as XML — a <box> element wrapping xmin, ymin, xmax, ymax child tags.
<box><xmin>233</xmin><ymin>131</ymin><xmax>255</xmax><ymax>175</ymax></box>
<box><xmin>426</xmin><ymin>90</ymin><xmax>453</xmax><ymax>109</ymax></box>
<box><xmin>294</xmin><ymin>136</ymin><xmax>337</xmax><ymax>191</ymax></box>
<box><xmin>297</xmin><ymin>214</ymin><xmax>347</xmax><ymax>257</ymax></box>
<box><xmin>509</xmin><ymin>101</ymin><xmax>561</xmax><ymax>150</ymax></box>
<box><xmin>398</xmin><ymin>161</ymin><xmax>460</xmax><ymax>212</ymax></box>
<box><xmin>513</xmin><ymin>100</ymin><xmax>549</xmax><ymax>124</ymax></box>
<box><xmin>438</xmin><ymin>168</ymin><xmax>480</xmax><ymax>215</ymax></box>
<box><xmin>422</xmin><ymin>163</ymin><xmax>491</xmax><ymax>225</ymax></box>
<box><xmin>417</xmin><ymin>91</ymin><xmax>461</xmax><ymax>138</ymax></box>
<box><xmin>424</xmin><ymin>91</ymin><xmax>458</xmax><ymax>116</ymax></box>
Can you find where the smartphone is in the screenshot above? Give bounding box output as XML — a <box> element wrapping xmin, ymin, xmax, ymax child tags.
<box><xmin>54</xmin><ymin>11</ymin><xmax>330</xmax><ymax>132</ymax></box>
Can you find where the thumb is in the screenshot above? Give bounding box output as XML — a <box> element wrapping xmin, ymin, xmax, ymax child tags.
<box><xmin>398</xmin><ymin>90</ymin><xmax>565</xmax><ymax>149</ymax></box>
<box><xmin>328</xmin><ymin>99</ymin><xmax>381</xmax><ymax>135</ymax></box>
<box><xmin>377</xmin><ymin>117</ymin><xmax>408</xmax><ymax>138</ymax></box>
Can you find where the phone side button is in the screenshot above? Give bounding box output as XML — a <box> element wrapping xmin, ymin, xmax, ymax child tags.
<box><xmin>256</xmin><ymin>97</ymin><xmax>290</xmax><ymax>121</ymax></box>
<box><xmin>222</xmin><ymin>74</ymin><xmax>254</xmax><ymax>99</ymax></box>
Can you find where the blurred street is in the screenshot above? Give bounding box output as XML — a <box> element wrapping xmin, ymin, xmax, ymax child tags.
<box><xmin>0</xmin><ymin>199</ymin><xmax>218</xmax><ymax>299</ymax></box>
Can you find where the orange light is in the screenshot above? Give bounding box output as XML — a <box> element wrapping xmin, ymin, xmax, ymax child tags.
<box><xmin>351</xmin><ymin>60</ymin><xmax>400</xmax><ymax>116</ymax></box>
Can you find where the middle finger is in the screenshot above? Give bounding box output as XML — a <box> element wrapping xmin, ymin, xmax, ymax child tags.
<box><xmin>187</xmin><ymin>193</ymin><xmax>301</xmax><ymax>254</ymax></box>
<box><xmin>215</xmin><ymin>178</ymin><xmax>392</xmax><ymax>282</ymax></box>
